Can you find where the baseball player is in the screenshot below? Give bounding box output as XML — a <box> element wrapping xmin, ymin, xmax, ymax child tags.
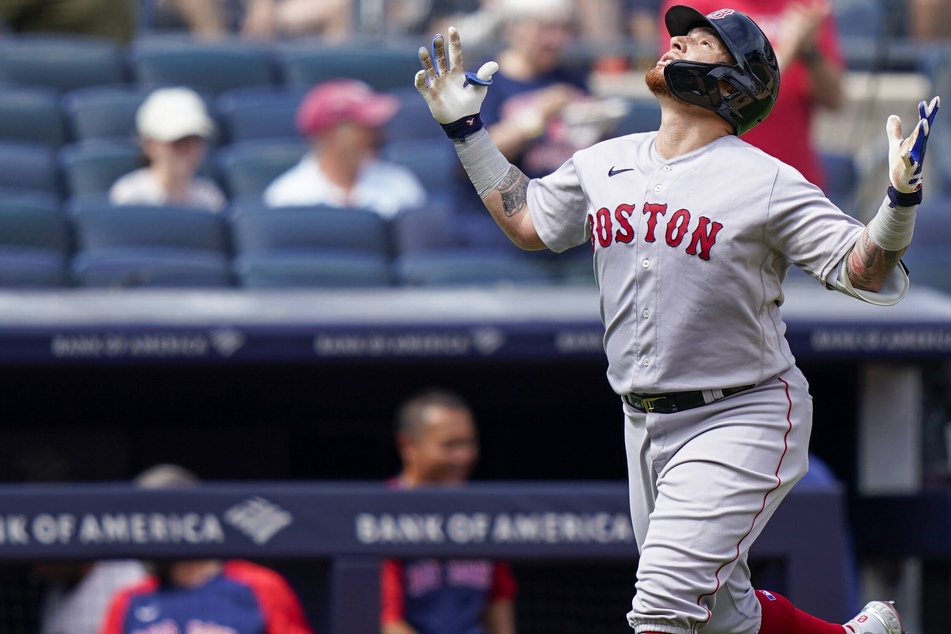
<box><xmin>414</xmin><ymin>5</ymin><xmax>939</xmax><ymax>634</ymax></box>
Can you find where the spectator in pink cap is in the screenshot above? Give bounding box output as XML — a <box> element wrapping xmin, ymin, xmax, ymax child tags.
<box><xmin>263</xmin><ymin>79</ymin><xmax>427</xmax><ymax>218</ymax></box>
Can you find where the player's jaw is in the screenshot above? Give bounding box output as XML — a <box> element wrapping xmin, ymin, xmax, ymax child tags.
<box><xmin>645</xmin><ymin>62</ymin><xmax>672</xmax><ymax>98</ymax></box>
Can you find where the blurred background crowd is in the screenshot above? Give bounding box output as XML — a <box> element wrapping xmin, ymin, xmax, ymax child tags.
<box><xmin>0</xmin><ymin>0</ymin><xmax>950</xmax><ymax>290</ymax></box>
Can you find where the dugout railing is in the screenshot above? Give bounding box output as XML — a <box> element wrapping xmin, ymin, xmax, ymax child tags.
<box><xmin>0</xmin><ymin>480</ymin><xmax>852</xmax><ymax>633</ymax></box>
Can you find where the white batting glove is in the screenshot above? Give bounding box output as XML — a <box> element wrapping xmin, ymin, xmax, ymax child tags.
<box><xmin>885</xmin><ymin>96</ymin><xmax>940</xmax><ymax>205</ymax></box>
<box><xmin>415</xmin><ymin>26</ymin><xmax>499</xmax><ymax>139</ymax></box>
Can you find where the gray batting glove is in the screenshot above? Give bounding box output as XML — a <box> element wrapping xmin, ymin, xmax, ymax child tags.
<box><xmin>886</xmin><ymin>96</ymin><xmax>940</xmax><ymax>205</ymax></box>
<box><xmin>415</xmin><ymin>27</ymin><xmax>499</xmax><ymax>139</ymax></box>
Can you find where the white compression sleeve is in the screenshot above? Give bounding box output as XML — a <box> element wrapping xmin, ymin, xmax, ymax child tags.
<box><xmin>452</xmin><ymin>129</ymin><xmax>512</xmax><ymax>198</ymax></box>
<box><xmin>865</xmin><ymin>195</ymin><xmax>917</xmax><ymax>251</ymax></box>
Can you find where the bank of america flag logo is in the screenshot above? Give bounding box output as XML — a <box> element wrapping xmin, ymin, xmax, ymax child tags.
<box><xmin>224</xmin><ymin>497</ymin><xmax>293</xmax><ymax>544</ymax></box>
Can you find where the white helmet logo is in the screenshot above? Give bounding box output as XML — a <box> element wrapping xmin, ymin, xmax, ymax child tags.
<box><xmin>708</xmin><ymin>9</ymin><xmax>735</xmax><ymax>19</ymax></box>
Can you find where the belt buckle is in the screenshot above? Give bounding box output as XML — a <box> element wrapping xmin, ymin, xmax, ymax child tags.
<box><xmin>640</xmin><ymin>396</ymin><xmax>662</xmax><ymax>413</ymax></box>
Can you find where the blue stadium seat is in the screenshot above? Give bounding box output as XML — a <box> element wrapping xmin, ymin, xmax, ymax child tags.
<box><xmin>58</xmin><ymin>141</ymin><xmax>143</xmax><ymax>199</ymax></box>
<box><xmin>919</xmin><ymin>49</ymin><xmax>951</xmax><ymax>195</ymax></box>
<box><xmin>384</xmin><ymin>87</ymin><xmax>444</xmax><ymax>142</ymax></box>
<box><xmin>128</xmin><ymin>38</ymin><xmax>278</xmax><ymax>96</ymax></box>
<box><xmin>276</xmin><ymin>44</ymin><xmax>422</xmax><ymax>92</ymax></box>
<box><xmin>215</xmin><ymin>87</ymin><xmax>308</xmax><ymax>144</ymax></box>
<box><xmin>0</xmin><ymin>194</ymin><xmax>72</xmax><ymax>287</ymax></box>
<box><xmin>556</xmin><ymin>246</ymin><xmax>596</xmax><ymax>286</ymax></box>
<box><xmin>0</xmin><ymin>34</ymin><xmax>125</xmax><ymax>92</ymax></box>
<box><xmin>0</xmin><ymin>141</ymin><xmax>61</xmax><ymax>197</ymax></box>
<box><xmin>819</xmin><ymin>151</ymin><xmax>859</xmax><ymax>214</ymax></box>
<box><xmin>216</xmin><ymin>139</ymin><xmax>307</xmax><ymax>198</ymax></box>
<box><xmin>60</xmin><ymin>87</ymin><xmax>147</xmax><ymax>142</ymax></box>
<box><xmin>229</xmin><ymin>203</ymin><xmax>393</xmax><ymax>288</ymax></box>
<box><xmin>378</xmin><ymin>137</ymin><xmax>458</xmax><ymax>197</ymax></box>
<box><xmin>614</xmin><ymin>97</ymin><xmax>663</xmax><ymax>136</ymax></box>
<box><xmin>0</xmin><ymin>84</ymin><xmax>67</xmax><ymax>148</ymax></box>
<box><xmin>391</xmin><ymin>204</ymin><xmax>461</xmax><ymax>255</ymax></box>
<box><xmin>59</xmin><ymin>139</ymin><xmax>221</xmax><ymax>199</ymax></box>
<box><xmin>394</xmin><ymin>249</ymin><xmax>560</xmax><ymax>287</ymax></box>
<box><xmin>68</xmin><ymin>200</ymin><xmax>233</xmax><ymax>287</ymax></box>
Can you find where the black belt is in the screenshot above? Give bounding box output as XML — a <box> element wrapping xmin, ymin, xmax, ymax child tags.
<box><xmin>623</xmin><ymin>384</ymin><xmax>755</xmax><ymax>414</ymax></box>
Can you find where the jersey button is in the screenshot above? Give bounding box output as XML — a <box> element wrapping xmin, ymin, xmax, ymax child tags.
<box><xmin>662</xmin><ymin>165</ymin><xmax>672</xmax><ymax>172</ymax></box>
<box><xmin>642</xmin><ymin>357</ymin><xmax>651</xmax><ymax>366</ymax></box>
<box><xmin>642</xmin><ymin>309</ymin><xmax>650</xmax><ymax>318</ymax></box>
<box><xmin>653</xmin><ymin>184</ymin><xmax>663</xmax><ymax>192</ymax></box>
<box><xmin>641</xmin><ymin>259</ymin><xmax>650</xmax><ymax>269</ymax></box>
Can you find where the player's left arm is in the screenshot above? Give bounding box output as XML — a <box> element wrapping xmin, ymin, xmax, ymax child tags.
<box><xmin>844</xmin><ymin>96</ymin><xmax>939</xmax><ymax>292</ymax></box>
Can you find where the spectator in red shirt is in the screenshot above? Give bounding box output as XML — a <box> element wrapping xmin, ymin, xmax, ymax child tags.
<box><xmin>657</xmin><ymin>0</ymin><xmax>845</xmax><ymax>191</ymax></box>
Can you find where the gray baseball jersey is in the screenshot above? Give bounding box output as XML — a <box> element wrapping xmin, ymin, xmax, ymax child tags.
<box><xmin>527</xmin><ymin>131</ymin><xmax>908</xmax><ymax>395</ymax></box>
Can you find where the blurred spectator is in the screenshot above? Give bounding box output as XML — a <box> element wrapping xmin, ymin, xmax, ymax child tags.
<box><xmin>263</xmin><ymin>79</ymin><xmax>427</xmax><ymax>218</ymax></box>
<box><xmin>100</xmin><ymin>463</ymin><xmax>315</xmax><ymax>634</ymax></box>
<box><xmin>36</xmin><ymin>561</ymin><xmax>148</xmax><ymax>634</ymax></box>
<box><xmin>0</xmin><ymin>0</ymin><xmax>134</xmax><ymax>42</ymax></box>
<box><xmin>381</xmin><ymin>389</ymin><xmax>517</xmax><ymax>634</ymax></box>
<box><xmin>448</xmin><ymin>0</ymin><xmax>626</xmax><ymax>243</ymax></box>
<box><xmin>143</xmin><ymin>0</ymin><xmax>353</xmax><ymax>41</ymax></box>
<box><xmin>657</xmin><ymin>0</ymin><xmax>844</xmax><ymax>191</ymax></box>
<box><xmin>240</xmin><ymin>0</ymin><xmax>353</xmax><ymax>41</ymax></box>
<box><xmin>909</xmin><ymin>0</ymin><xmax>951</xmax><ymax>41</ymax></box>
<box><xmin>109</xmin><ymin>87</ymin><xmax>227</xmax><ymax>212</ymax></box>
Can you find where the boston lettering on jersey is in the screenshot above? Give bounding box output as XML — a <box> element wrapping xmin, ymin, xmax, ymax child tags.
<box><xmin>588</xmin><ymin>202</ymin><xmax>723</xmax><ymax>260</ymax></box>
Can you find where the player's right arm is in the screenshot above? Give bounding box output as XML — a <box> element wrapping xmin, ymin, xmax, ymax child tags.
<box><xmin>415</xmin><ymin>27</ymin><xmax>545</xmax><ymax>251</ymax></box>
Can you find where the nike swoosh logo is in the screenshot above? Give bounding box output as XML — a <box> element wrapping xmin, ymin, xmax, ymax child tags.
<box><xmin>608</xmin><ymin>166</ymin><xmax>635</xmax><ymax>177</ymax></box>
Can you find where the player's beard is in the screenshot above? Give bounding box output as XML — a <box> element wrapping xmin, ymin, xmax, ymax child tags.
<box><xmin>645</xmin><ymin>65</ymin><xmax>671</xmax><ymax>98</ymax></box>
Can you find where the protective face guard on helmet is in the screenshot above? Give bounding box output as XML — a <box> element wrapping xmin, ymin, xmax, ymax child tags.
<box><xmin>662</xmin><ymin>6</ymin><xmax>779</xmax><ymax>136</ymax></box>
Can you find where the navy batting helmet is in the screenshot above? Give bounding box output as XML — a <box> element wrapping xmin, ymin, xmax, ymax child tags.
<box><xmin>663</xmin><ymin>6</ymin><xmax>779</xmax><ymax>136</ymax></box>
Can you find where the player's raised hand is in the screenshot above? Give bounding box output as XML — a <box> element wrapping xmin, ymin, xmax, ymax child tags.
<box><xmin>415</xmin><ymin>27</ymin><xmax>499</xmax><ymax>135</ymax></box>
<box><xmin>886</xmin><ymin>96</ymin><xmax>940</xmax><ymax>196</ymax></box>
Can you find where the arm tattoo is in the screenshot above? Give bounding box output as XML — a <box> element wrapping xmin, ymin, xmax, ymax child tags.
<box><xmin>497</xmin><ymin>167</ymin><xmax>529</xmax><ymax>218</ymax></box>
<box><xmin>847</xmin><ymin>229</ymin><xmax>905</xmax><ymax>291</ymax></box>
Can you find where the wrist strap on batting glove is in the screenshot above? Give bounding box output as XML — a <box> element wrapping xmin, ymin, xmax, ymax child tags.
<box><xmin>886</xmin><ymin>184</ymin><xmax>922</xmax><ymax>208</ymax></box>
<box><xmin>441</xmin><ymin>113</ymin><xmax>485</xmax><ymax>139</ymax></box>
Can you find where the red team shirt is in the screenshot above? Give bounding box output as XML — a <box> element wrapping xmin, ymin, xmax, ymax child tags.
<box><xmin>380</xmin><ymin>557</ymin><xmax>518</xmax><ymax>634</ymax></box>
<box><xmin>657</xmin><ymin>0</ymin><xmax>844</xmax><ymax>190</ymax></box>
<box><xmin>380</xmin><ymin>477</ymin><xmax>517</xmax><ymax>633</ymax></box>
<box><xmin>100</xmin><ymin>560</ymin><xmax>314</xmax><ymax>634</ymax></box>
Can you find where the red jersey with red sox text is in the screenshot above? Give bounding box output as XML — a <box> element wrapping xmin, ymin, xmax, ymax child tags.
<box><xmin>526</xmin><ymin>131</ymin><xmax>908</xmax><ymax>395</ymax></box>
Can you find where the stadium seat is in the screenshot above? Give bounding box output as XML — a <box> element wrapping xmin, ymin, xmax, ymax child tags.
<box><xmin>390</xmin><ymin>204</ymin><xmax>461</xmax><ymax>255</ymax></box>
<box><xmin>613</xmin><ymin>97</ymin><xmax>663</xmax><ymax>136</ymax></box>
<box><xmin>0</xmin><ymin>142</ymin><xmax>61</xmax><ymax>197</ymax></box>
<box><xmin>378</xmin><ymin>137</ymin><xmax>458</xmax><ymax>197</ymax></box>
<box><xmin>919</xmin><ymin>49</ymin><xmax>951</xmax><ymax>195</ymax></box>
<box><xmin>60</xmin><ymin>87</ymin><xmax>148</xmax><ymax>142</ymax></box>
<box><xmin>128</xmin><ymin>38</ymin><xmax>277</xmax><ymax>96</ymax></box>
<box><xmin>216</xmin><ymin>139</ymin><xmax>308</xmax><ymax>198</ymax></box>
<box><xmin>556</xmin><ymin>246</ymin><xmax>596</xmax><ymax>286</ymax></box>
<box><xmin>0</xmin><ymin>194</ymin><xmax>72</xmax><ymax>287</ymax></box>
<box><xmin>276</xmin><ymin>44</ymin><xmax>422</xmax><ymax>92</ymax></box>
<box><xmin>0</xmin><ymin>84</ymin><xmax>67</xmax><ymax>148</ymax></box>
<box><xmin>58</xmin><ymin>141</ymin><xmax>143</xmax><ymax>199</ymax></box>
<box><xmin>215</xmin><ymin>87</ymin><xmax>308</xmax><ymax>144</ymax></box>
<box><xmin>229</xmin><ymin>203</ymin><xmax>393</xmax><ymax>288</ymax></box>
<box><xmin>68</xmin><ymin>200</ymin><xmax>233</xmax><ymax>287</ymax></box>
<box><xmin>394</xmin><ymin>249</ymin><xmax>559</xmax><ymax>287</ymax></box>
<box><xmin>59</xmin><ymin>139</ymin><xmax>221</xmax><ymax>199</ymax></box>
<box><xmin>384</xmin><ymin>86</ymin><xmax>444</xmax><ymax>142</ymax></box>
<box><xmin>0</xmin><ymin>34</ymin><xmax>125</xmax><ymax>92</ymax></box>
<box><xmin>819</xmin><ymin>151</ymin><xmax>859</xmax><ymax>214</ymax></box>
